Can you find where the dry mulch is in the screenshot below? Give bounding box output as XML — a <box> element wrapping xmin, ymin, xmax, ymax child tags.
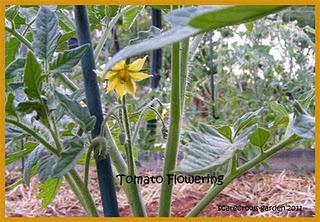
<box><xmin>5</xmin><ymin>169</ymin><xmax>315</xmax><ymax>217</ymax></box>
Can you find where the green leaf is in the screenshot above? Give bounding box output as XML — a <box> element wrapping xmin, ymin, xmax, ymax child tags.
<box><xmin>51</xmin><ymin>136</ymin><xmax>85</xmax><ymax>178</ymax></box>
<box><xmin>16</xmin><ymin>100</ymin><xmax>42</xmax><ymax>113</ymax></box>
<box><xmin>37</xmin><ymin>178</ymin><xmax>62</xmax><ymax>208</ymax></box>
<box><xmin>37</xmin><ymin>155</ymin><xmax>56</xmax><ymax>183</ymax></box>
<box><xmin>178</xmin><ymin>123</ymin><xmax>257</xmax><ymax>174</ymax></box>
<box><xmin>233</xmin><ymin>108</ymin><xmax>262</xmax><ymax>136</ymax></box>
<box><xmin>217</xmin><ymin>125</ymin><xmax>233</xmax><ymax>141</ymax></box>
<box><xmin>6</xmin><ymin>93</ymin><xmax>17</xmax><ymax>117</ymax></box>
<box><xmin>49</xmin><ymin>44</ymin><xmax>89</xmax><ymax>73</ymax></box>
<box><xmin>122</xmin><ymin>6</ymin><xmax>142</xmax><ymax>30</ymax></box>
<box><xmin>269</xmin><ymin>101</ymin><xmax>289</xmax><ymax>127</ymax></box>
<box><xmin>24</xmin><ymin>52</ymin><xmax>44</xmax><ymax>99</ymax></box>
<box><xmin>23</xmin><ymin>145</ymin><xmax>45</xmax><ymax>185</ymax></box>
<box><xmin>6</xmin><ymin>58</ymin><xmax>25</xmax><ymax>79</ymax></box>
<box><xmin>6</xmin><ymin>141</ymin><xmax>38</xmax><ymax>165</ymax></box>
<box><xmin>293</xmin><ymin>114</ymin><xmax>315</xmax><ymax>140</ymax></box>
<box><xmin>106</xmin><ymin>5</ymin><xmax>120</xmax><ymax>17</ymax></box>
<box><xmin>32</xmin><ymin>6</ymin><xmax>61</xmax><ymax>60</ymax></box>
<box><xmin>55</xmin><ymin>91</ymin><xmax>96</xmax><ymax>132</ymax></box>
<box><xmin>249</xmin><ymin>127</ymin><xmax>270</xmax><ymax>148</ymax></box>
<box><xmin>104</xmin><ymin>6</ymin><xmax>286</xmax><ymax>70</ymax></box>
<box><xmin>5</xmin><ymin>125</ymin><xmax>23</xmax><ymax>145</ymax></box>
<box><xmin>129</xmin><ymin>109</ymin><xmax>157</xmax><ymax>123</ymax></box>
<box><xmin>5</xmin><ymin>37</ymin><xmax>20</xmax><ymax>66</ymax></box>
<box><xmin>77</xmin><ymin>153</ymin><xmax>96</xmax><ymax>167</ymax></box>
<box><xmin>55</xmin><ymin>31</ymin><xmax>76</xmax><ymax>52</ymax></box>
<box><xmin>245</xmin><ymin>22</ymin><xmax>254</xmax><ymax>32</ymax></box>
<box><xmin>188</xmin><ymin>6</ymin><xmax>286</xmax><ymax>31</ymax></box>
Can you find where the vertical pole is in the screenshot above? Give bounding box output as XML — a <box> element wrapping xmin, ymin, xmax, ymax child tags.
<box><xmin>208</xmin><ymin>32</ymin><xmax>218</xmax><ymax>119</ymax></box>
<box><xmin>150</xmin><ymin>9</ymin><xmax>162</xmax><ymax>89</ymax></box>
<box><xmin>74</xmin><ymin>6</ymin><xmax>119</xmax><ymax>217</ymax></box>
<box><xmin>146</xmin><ymin>9</ymin><xmax>162</xmax><ymax>153</ymax></box>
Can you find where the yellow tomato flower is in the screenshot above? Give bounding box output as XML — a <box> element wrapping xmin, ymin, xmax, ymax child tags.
<box><xmin>102</xmin><ymin>56</ymin><xmax>151</xmax><ymax>100</ymax></box>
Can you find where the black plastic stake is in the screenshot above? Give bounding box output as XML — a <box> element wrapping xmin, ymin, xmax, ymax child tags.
<box><xmin>208</xmin><ymin>31</ymin><xmax>218</xmax><ymax>120</ymax></box>
<box><xmin>74</xmin><ymin>6</ymin><xmax>119</xmax><ymax>217</ymax></box>
<box><xmin>150</xmin><ymin>8</ymin><xmax>162</xmax><ymax>89</ymax></box>
<box><xmin>146</xmin><ymin>9</ymin><xmax>162</xmax><ymax>151</ymax></box>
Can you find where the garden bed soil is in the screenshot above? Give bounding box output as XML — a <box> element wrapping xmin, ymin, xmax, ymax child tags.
<box><xmin>5</xmin><ymin>169</ymin><xmax>314</xmax><ymax>217</ymax></box>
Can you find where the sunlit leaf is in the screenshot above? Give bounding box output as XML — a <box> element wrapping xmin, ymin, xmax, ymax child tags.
<box><xmin>37</xmin><ymin>178</ymin><xmax>62</xmax><ymax>208</ymax></box>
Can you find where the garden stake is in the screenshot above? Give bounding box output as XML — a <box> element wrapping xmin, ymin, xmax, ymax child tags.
<box><xmin>147</xmin><ymin>8</ymin><xmax>163</xmax><ymax>150</ymax></box>
<box><xmin>74</xmin><ymin>6</ymin><xmax>119</xmax><ymax>217</ymax></box>
<box><xmin>208</xmin><ymin>31</ymin><xmax>218</xmax><ymax>119</ymax></box>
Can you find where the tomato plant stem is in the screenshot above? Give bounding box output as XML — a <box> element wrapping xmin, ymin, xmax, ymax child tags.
<box><xmin>187</xmin><ymin>134</ymin><xmax>300</xmax><ymax>217</ymax></box>
<box><xmin>159</xmin><ymin>41</ymin><xmax>181</xmax><ymax>217</ymax></box>
<box><xmin>65</xmin><ymin>170</ymin><xmax>99</xmax><ymax>216</ymax></box>
<box><xmin>121</xmin><ymin>96</ymin><xmax>147</xmax><ymax>217</ymax></box>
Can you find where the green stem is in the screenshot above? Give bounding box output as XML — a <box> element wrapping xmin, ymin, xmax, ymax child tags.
<box><xmin>68</xmin><ymin>169</ymin><xmax>99</xmax><ymax>216</ymax></box>
<box><xmin>104</xmin><ymin>121</ymin><xmax>147</xmax><ymax>216</ymax></box>
<box><xmin>6</xmin><ymin>118</ymin><xmax>58</xmax><ymax>155</ymax></box>
<box><xmin>179</xmin><ymin>38</ymin><xmax>190</xmax><ymax>112</ymax></box>
<box><xmin>159</xmin><ymin>42</ymin><xmax>181</xmax><ymax>217</ymax></box>
<box><xmin>187</xmin><ymin>134</ymin><xmax>300</xmax><ymax>217</ymax></box>
<box><xmin>5</xmin><ymin>26</ymin><xmax>33</xmax><ymax>51</ymax></box>
<box><xmin>122</xmin><ymin>96</ymin><xmax>135</xmax><ymax>176</ymax></box>
<box><xmin>131</xmin><ymin>99</ymin><xmax>165</xmax><ymax>146</ymax></box>
<box><xmin>84</xmin><ymin>143</ymin><xmax>94</xmax><ymax>187</ymax></box>
<box><xmin>55</xmin><ymin>73</ymin><xmax>79</xmax><ymax>92</ymax></box>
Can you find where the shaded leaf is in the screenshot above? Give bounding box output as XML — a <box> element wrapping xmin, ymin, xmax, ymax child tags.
<box><xmin>6</xmin><ymin>93</ymin><xmax>17</xmax><ymax>117</ymax></box>
<box><xmin>5</xmin><ymin>37</ymin><xmax>20</xmax><ymax>66</ymax></box>
<box><xmin>51</xmin><ymin>136</ymin><xmax>85</xmax><ymax>178</ymax></box>
<box><xmin>293</xmin><ymin>114</ymin><xmax>315</xmax><ymax>140</ymax></box>
<box><xmin>23</xmin><ymin>145</ymin><xmax>45</xmax><ymax>185</ymax></box>
<box><xmin>233</xmin><ymin>108</ymin><xmax>262</xmax><ymax>136</ymax></box>
<box><xmin>55</xmin><ymin>31</ymin><xmax>76</xmax><ymax>51</ymax></box>
<box><xmin>5</xmin><ymin>58</ymin><xmax>25</xmax><ymax>79</ymax></box>
<box><xmin>5</xmin><ymin>125</ymin><xmax>23</xmax><ymax>145</ymax></box>
<box><xmin>50</xmin><ymin>44</ymin><xmax>89</xmax><ymax>73</ymax></box>
<box><xmin>6</xmin><ymin>141</ymin><xmax>38</xmax><ymax>165</ymax></box>
<box><xmin>37</xmin><ymin>155</ymin><xmax>56</xmax><ymax>183</ymax></box>
<box><xmin>55</xmin><ymin>91</ymin><xmax>96</xmax><ymax>132</ymax></box>
<box><xmin>24</xmin><ymin>52</ymin><xmax>44</xmax><ymax>99</ymax></box>
<box><xmin>32</xmin><ymin>6</ymin><xmax>60</xmax><ymax>60</ymax></box>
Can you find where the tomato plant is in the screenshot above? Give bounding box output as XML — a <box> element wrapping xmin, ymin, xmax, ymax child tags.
<box><xmin>5</xmin><ymin>5</ymin><xmax>315</xmax><ymax>217</ymax></box>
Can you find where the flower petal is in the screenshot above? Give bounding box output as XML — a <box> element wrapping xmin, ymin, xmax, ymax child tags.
<box><xmin>129</xmin><ymin>72</ymin><xmax>152</xmax><ymax>82</ymax></box>
<box><xmin>107</xmin><ymin>77</ymin><xmax>119</xmax><ymax>93</ymax></box>
<box><xmin>111</xmin><ymin>60</ymin><xmax>126</xmax><ymax>71</ymax></box>
<box><xmin>115</xmin><ymin>82</ymin><xmax>127</xmax><ymax>99</ymax></box>
<box><xmin>125</xmin><ymin>79</ymin><xmax>137</xmax><ymax>98</ymax></box>
<box><xmin>128</xmin><ymin>56</ymin><xmax>147</xmax><ymax>72</ymax></box>
<box><xmin>106</xmin><ymin>71</ymin><xmax>118</xmax><ymax>79</ymax></box>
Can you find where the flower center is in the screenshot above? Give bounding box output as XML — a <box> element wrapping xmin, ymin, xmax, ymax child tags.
<box><xmin>119</xmin><ymin>69</ymin><xmax>128</xmax><ymax>82</ymax></box>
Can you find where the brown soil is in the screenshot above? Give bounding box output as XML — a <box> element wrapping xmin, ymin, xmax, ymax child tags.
<box><xmin>5</xmin><ymin>169</ymin><xmax>315</xmax><ymax>217</ymax></box>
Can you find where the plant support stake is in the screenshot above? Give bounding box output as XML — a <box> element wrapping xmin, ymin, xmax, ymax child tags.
<box><xmin>74</xmin><ymin>6</ymin><xmax>119</xmax><ymax>217</ymax></box>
